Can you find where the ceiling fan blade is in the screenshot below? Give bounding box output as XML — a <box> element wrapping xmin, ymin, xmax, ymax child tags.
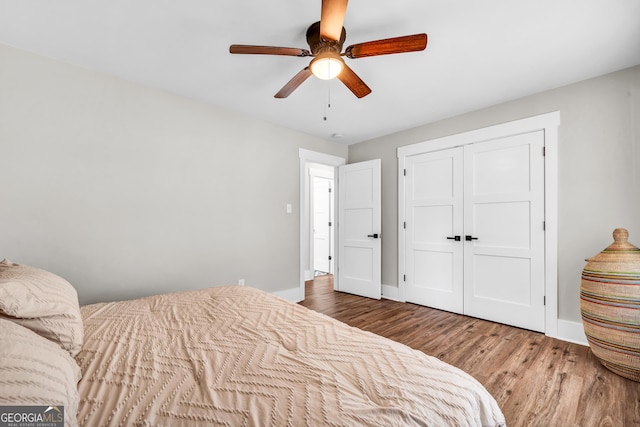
<box><xmin>320</xmin><ymin>0</ymin><xmax>348</xmax><ymax>41</ymax></box>
<box><xmin>345</xmin><ymin>33</ymin><xmax>427</xmax><ymax>59</ymax></box>
<box><xmin>230</xmin><ymin>45</ymin><xmax>310</xmax><ymax>57</ymax></box>
<box><xmin>274</xmin><ymin>67</ymin><xmax>313</xmax><ymax>98</ymax></box>
<box><xmin>337</xmin><ymin>64</ymin><xmax>371</xmax><ymax>98</ymax></box>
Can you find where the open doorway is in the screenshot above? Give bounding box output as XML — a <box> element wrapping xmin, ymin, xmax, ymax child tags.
<box><xmin>298</xmin><ymin>149</ymin><xmax>345</xmax><ymax>301</ymax></box>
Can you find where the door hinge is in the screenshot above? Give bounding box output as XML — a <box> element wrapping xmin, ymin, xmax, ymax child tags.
<box><xmin>543</xmin><ymin>146</ymin><xmax>546</xmax><ymax>156</ymax></box>
<box><xmin>328</xmin><ymin>187</ymin><xmax>332</xmax><ymax>193</ymax></box>
<box><xmin>404</xmin><ymin>168</ymin><xmax>407</xmax><ymax>176</ymax></box>
<box><xmin>328</xmin><ymin>255</ymin><xmax>332</xmax><ymax>261</ymax></box>
<box><xmin>543</xmin><ymin>221</ymin><xmax>546</xmax><ymax>231</ymax></box>
<box><xmin>403</xmin><ymin>274</ymin><xmax>406</xmax><ymax>282</ymax></box>
<box><xmin>544</xmin><ymin>296</ymin><xmax>546</xmax><ymax>306</ymax></box>
<box><xmin>328</xmin><ymin>221</ymin><xmax>332</xmax><ymax>227</ymax></box>
<box><xmin>404</xmin><ymin>221</ymin><xmax>407</xmax><ymax>229</ymax></box>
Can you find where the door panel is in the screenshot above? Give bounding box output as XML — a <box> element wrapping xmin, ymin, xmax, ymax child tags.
<box><xmin>312</xmin><ymin>177</ymin><xmax>332</xmax><ymax>273</ymax></box>
<box><xmin>474</xmin><ymin>201</ymin><xmax>531</xmax><ymax>248</ymax></box>
<box><xmin>413</xmin><ymin>206</ymin><xmax>454</xmax><ymax>243</ymax></box>
<box><xmin>344</xmin><ymin>208</ymin><xmax>373</xmax><ymax>239</ymax></box>
<box><xmin>413</xmin><ymin>157</ymin><xmax>456</xmax><ymax>199</ymax></box>
<box><xmin>343</xmin><ymin>246</ymin><xmax>374</xmax><ymax>281</ymax></box>
<box><xmin>414</xmin><ymin>251</ymin><xmax>455</xmax><ymax>292</ymax></box>
<box><xmin>464</xmin><ymin>131</ymin><xmax>545</xmax><ymax>332</ymax></box>
<box><xmin>472</xmin><ymin>144</ymin><xmax>532</xmax><ymax>195</ymax></box>
<box><xmin>344</xmin><ymin>168</ymin><xmax>374</xmax><ymax>203</ymax></box>
<box><xmin>405</xmin><ymin>148</ymin><xmax>463</xmax><ymax>312</ymax></box>
<box><xmin>473</xmin><ymin>255</ymin><xmax>531</xmax><ymax>305</ymax></box>
<box><xmin>338</xmin><ymin>159</ymin><xmax>381</xmax><ymax>299</ymax></box>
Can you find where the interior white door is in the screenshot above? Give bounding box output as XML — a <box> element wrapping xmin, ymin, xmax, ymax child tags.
<box><xmin>405</xmin><ymin>148</ymin><xmax>463</xmax><ymax>312</ymax></box>
<box><xmin>313</xmin><ymin>176</ymin><xmax>332</xmax><ymax>274</ymax></box>
<box><xmin>463</xmin><ymin>131</ymin><xmax>546</xmax><ymax>332</ymax></box>
<box><xmin>338</xmin><ymin>159</ymin><xmax>381</xmax><ymax>299</ymax></box>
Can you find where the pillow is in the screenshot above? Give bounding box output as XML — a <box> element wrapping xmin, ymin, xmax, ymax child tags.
<box><xmin>0</xmin><ymin>318</ymin><xmax>81</xmax><ymax>427</ymax></box>
<box><xmin>0</xmin><ymin>259</ymin><xmax>83</xmax><ymax>357</ymax></box>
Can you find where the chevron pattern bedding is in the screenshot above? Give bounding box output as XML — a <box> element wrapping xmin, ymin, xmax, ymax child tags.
<box><xmin>75</xmin><ymin>285</ymin><xmax>505</xmax><ymax>426</ymax></box>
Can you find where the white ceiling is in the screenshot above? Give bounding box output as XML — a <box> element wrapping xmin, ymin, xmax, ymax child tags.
<box><xmin>1</xmin><ymin>0</ymin><xmax>639</xmax><ymax>145</ymax></box>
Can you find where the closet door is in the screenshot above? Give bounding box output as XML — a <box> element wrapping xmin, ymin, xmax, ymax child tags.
<box><xmin>463</xmin><ymin>131</ymin><xmax>546</xmax><ymax>332</ymax></box>
<box><xmin>405</xmin><ymin>148</ymin><xmax>463</xmax><ymax>313</ymax></box>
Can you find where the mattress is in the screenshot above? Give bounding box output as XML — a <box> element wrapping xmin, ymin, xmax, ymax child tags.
<box><xmin>76</xmin><ymin>285</ymin><xmax>505</xmax><ymax>426</ymax></box>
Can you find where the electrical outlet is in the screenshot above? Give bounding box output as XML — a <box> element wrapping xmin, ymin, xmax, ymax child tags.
<box><xmin>238</xmin><ymin>279</ymin><xmax>245</xmax><ymax>286</ymax></box>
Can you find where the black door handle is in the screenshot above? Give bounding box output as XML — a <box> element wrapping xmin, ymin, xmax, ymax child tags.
<box><xmin>367</xmin><ymin>233</ymin><xmax>380</xmax><ymax>239</ymax></box>
<box><xmin>465</xmin><ymin>235</ymin><xmax>478</xmax><ymax>241</ymax></box>
<box><xmin>446</xmin><ymin>236</ymin><xmax>461</xmax><ymax>241</ymax></box>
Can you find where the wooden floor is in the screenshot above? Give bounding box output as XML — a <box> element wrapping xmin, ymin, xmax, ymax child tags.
<box><xmin>299</xmin><ymin>275</ymin><xmax>640</xmax><ymax>427</ymax></box>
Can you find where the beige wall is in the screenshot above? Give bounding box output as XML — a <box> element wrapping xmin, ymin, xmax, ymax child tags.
<box><xmin>349</xmin><ymin>65</ymin><xmax>640</xmax><ymax>323</ymax></box>
<box><xmin>0</xmin><ymin>44</ymin><xmax>347</xmax><ymax>305</ymax></box>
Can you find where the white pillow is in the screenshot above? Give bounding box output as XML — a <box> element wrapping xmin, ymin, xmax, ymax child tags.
<box><xmin>0</xmin><ymin>259</ymin><xmax>83</xmax><ymax>356</ymax></box>
<box><xmin>0</xmin><ymin>318</ymin><xmax>81</xmax><ymax>427</ymax></box>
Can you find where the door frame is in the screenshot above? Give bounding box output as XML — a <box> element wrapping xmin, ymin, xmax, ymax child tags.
<box><xmin>299</xmin><ymin>149</ymin><xmax>345</xmax><ymax>301</ymax></box>
<box><xmin>397</xmin><ymin>111</ymin><xmax>560</xmax><ymax>338</ymax></box>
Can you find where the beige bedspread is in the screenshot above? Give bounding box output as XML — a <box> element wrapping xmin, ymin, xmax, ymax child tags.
<box><xmin>76</xmin><ymin>286</ymin><xmax>505</xmax><ymax>426</ymax></box>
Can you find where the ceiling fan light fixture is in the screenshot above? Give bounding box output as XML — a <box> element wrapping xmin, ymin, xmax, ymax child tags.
<box><xmin>310</xmin><ymin>52</ymin><xmax>344</xmax><ymax>80</ymax></box>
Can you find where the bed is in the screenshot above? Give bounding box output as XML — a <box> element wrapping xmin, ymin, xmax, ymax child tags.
<box><xmin>0</xmin><ymin>260</ymin><xmax>506</xmax><ymax>426</ymax></box>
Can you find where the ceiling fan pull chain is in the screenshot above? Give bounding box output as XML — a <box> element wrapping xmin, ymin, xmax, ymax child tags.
<box><xmin>324</xmin><ymin>79</ymin><xmax>332</xmax><ymax>121</ymax></box>
<box><xmin>323</xmin><ymin>97</ymin><xmax>327</xmax><ymax>121</ymax></box>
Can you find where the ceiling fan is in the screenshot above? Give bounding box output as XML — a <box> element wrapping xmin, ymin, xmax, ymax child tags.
<box><xmin>229</xmin><ymin>0</ymin><xmax>427</xmax><ymax>99</ymax></box>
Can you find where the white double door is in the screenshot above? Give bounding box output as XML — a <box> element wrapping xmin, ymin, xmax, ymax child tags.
<box><xmin>404</xmin><ymin>131</ymin><xmax>545</xmax><ymax>332</ymax></box>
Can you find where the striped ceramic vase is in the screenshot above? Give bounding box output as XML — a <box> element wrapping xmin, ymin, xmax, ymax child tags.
<box><xmin>580</xmin><ymin>228</ymin><xmax>640</xmax><ymax>382</ymax></box>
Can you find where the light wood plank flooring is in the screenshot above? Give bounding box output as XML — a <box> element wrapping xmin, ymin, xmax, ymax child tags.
<box><xmin>299</xmin><ymin>275</ymin><xmax>640</xmax><ymax>427</ymax></box>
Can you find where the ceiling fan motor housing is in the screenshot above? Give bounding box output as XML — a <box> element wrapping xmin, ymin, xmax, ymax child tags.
<box><xmin>306</xmin><ymin>21</ymin><xmax>346</xmax><ymax>55</ymax></box>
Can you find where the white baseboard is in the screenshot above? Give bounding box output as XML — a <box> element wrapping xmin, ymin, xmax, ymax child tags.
<box><xmin>272</xmin><ymin>287</ymin><xmax>302</xmax><ymax>303</ymax></box>
<box><xmin>304</xmin><ymin>270</ymin><xmax>314</xmax><ymax>281</ymax></box>
<box><xmin>555</xmin><ymin>319</ymin><xmax>588</xmax><ymax>346</ymax></box>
